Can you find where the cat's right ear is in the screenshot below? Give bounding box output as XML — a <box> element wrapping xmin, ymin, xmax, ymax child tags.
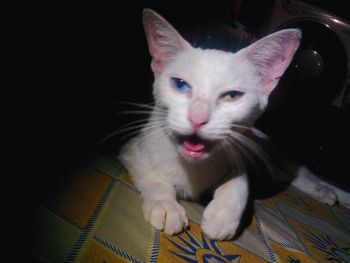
<box><xmin>237</xmin><ymin>29</ymin><xmax>301</xmax><ymax>109</ymax></box>
<box><xmin>143</xmin><ymin>9</ymin><xmax>191</xmax><ymax>76</ymax></box>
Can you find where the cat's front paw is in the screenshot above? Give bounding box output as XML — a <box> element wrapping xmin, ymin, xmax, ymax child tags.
<box><xmin>201</xmin><ymin>199</ymin><xmax>241</xmax><ymax>241</ymax></box>
<box><xmin>142</xmin><ymin>199</ymin><xmax>188</xmax><ymax>235</ymax></box>
<box><xmin>314</xmin><ymin>184</ymin><xmax>338</xmax><ymax>206</ymax></box>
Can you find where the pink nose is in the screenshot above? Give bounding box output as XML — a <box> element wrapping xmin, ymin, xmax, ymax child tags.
<box><xmin>189</xmin><ymin>117</ymin><xmax>208</xmax><ymax>132</ymax></box>
<box><xmin>188</xmin><ymin>100</ymin><xmax>210</xmax><ymax>132</ymax></box>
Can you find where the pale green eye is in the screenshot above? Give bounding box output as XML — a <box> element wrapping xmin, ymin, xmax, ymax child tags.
<box><xmin>221</xmin><ymin>90</ymin><xmax>244</xmax><ymax>102</ymax></box>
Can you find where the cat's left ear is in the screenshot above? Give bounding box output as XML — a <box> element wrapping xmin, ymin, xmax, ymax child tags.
<box><xmin>239</xmin><ymin>29</ymin><xmax>301</xmax><ymax>108</ymax></box>
<box><xmin>143</xmin><ymin>9</ymin><xmax>192</xmax><ymax>76</ymax></box>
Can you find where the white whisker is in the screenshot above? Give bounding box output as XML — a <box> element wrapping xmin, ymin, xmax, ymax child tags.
<box><xmin>117</xmin><ymin>110</ymin><xmax>166</xmax><ymax>116</ymax></box>
<box><xmin>220</xmin><ymin>139</ymin><xmax>245</xmax><ymax>173</ymax></box>
<box><xmin>226</xmin><ymin>131</ymin><xmax>275</xmax><ymax>175</ymax></box>
<box><xmin>108</xmin><ymin>100</ymin><xmax>157</xmax><ymax>110</ymax></box>
<box><xmin>90</xmin><ymin>100</ymin><xmax>168</xmax><ymax>153</ymax></box>
<box><xmin>106</xmin><ymin>120</ymin><xmax>169</xmax><ymax>153</ymax></box>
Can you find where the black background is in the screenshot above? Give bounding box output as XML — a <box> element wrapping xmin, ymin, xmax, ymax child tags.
<box><xmin>6</xmin><ymin>0</ymin><xmax>236</xmax><ymax>260</ymax></box>
<box><xmin>7</xmin><ymin>0</ymin><xmax>240</xmax><ymax>204</ymax></box>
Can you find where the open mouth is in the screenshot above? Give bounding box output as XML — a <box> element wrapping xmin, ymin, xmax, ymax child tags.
<box><xmin>177</xmin><ymin>134</ymin><xmax>213</xmax><ymax>159</ymax></box>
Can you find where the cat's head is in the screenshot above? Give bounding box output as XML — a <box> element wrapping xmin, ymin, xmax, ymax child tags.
<box><xmin>143</xmin><ymin>9</ymin><xmax>301</xmax><ymax>160</ymax></box>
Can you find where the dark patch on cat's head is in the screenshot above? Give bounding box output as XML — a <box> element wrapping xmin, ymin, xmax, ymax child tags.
<box><xmin>185</xmin><ymin>23</ymin><xmax>255</xmax><ymax>53</ymax></box>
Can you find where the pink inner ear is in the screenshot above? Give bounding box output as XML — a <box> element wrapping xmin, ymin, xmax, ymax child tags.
<box><xmin>144</xmin><ymin>22</ymin><xmax>166</xmax><ymax>75</ymax></box>
<box><xmin>269</xmin><ymin>41</ymin><xmax>298</xmax><ymax>79</ymax></box>
<box><xmin>262</xmin><ymin>56</ymin><xmax>289</xmax><ymax>96</ymax></box>
<box><xmin>146</xmin><ymin>26</ymin><xmax>174</xmax><ymax>76</ymax></box>
<box><xmin>261</xmin><ymin>34</ymin><xmax>300</xmax><ymax>96</ymax></box>
<box><xmin>143</xmin><ymin>10</ymin><xmax>191</xmax><ymax>76</ymax></box>
<box><xmin>151</xmin><ymin>57</ymin><xmax>165</xmax><ymax>76</ymax></box>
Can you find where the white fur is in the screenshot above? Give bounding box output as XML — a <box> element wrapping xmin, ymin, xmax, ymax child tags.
<box><xmin>118</xmin><ymin>9</ymin><xmax>350</xmax><ymax>241</ymax></box>
<box><xmin>201</xmin><ymin>174</ymin><xmax>248</xmax><ymax>240</ymax></box>
<box><xmin>154</xmin><ymin>48</ymin><xmax>262</xmax><ymax>139</ymax></box>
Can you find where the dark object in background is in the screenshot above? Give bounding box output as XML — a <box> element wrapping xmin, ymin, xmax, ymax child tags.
<box><xmin>236</xmin><ymin>0</ymin><xmax>350</xmax><ymax>188</ymax></box>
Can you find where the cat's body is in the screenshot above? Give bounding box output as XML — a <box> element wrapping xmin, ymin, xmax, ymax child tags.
<box><xmin>119</xmin><ymin>9</ymin><xmax>350</xmax><ymax>240</ymax></box>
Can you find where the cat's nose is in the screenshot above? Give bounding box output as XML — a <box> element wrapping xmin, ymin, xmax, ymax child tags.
<box><xmin>190</xmin><ymin>118</ymin><xmax>208</xmax><ymax>132</ymax></box>
<box><xmin>192</xmin><ymin>122</ymin><xmax>208</xmax><ymax>133</ymax></box>
<box><xmin>188</xmin><ymin>100</ymin><xmax>210</xmax><ymax>132</ymax></box>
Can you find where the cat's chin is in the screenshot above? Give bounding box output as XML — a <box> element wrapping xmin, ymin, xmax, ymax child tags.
<box><xmin>175</xmin><ymin>134</ymin><xmax>213</xmax><ymax>161</ymax></box>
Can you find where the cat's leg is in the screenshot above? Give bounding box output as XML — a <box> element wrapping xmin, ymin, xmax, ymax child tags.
<box><xmin>131</xmin><ymin>166</ymin><xmax>189</xmax><ymax>235</ymax></box>
<box><xmin>249</xmin><ymin>128</ymin><xmax>341</xmax><ymax>206</ymax></box>
<box><xmin>292</xmin><ymin>166</ymin><xmax>338</xmax><ymax>206</ymax></box>
<box><xmin>201</xmin><ymin>174</ymin><xmax>248</xmax><ymax>240</ymax></box>
<box><xmin>121</xmin><ymin>147</ymin><xmax>188</xmax><ymax>235</ymax></box>
<box><xmin>293</xmin><ymin>167</ymin><xmax>350</xmax><ymax>209</ymax></box>
<box><xmin>251</xmin><ymin>132</ymin><xmax>345</xmax><ymax>208</ymax></box>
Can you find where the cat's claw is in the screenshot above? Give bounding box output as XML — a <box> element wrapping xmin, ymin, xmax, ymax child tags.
<box><xmin>201</xmin><ymin>199</ymin><xmax>240</xmax><ymax>241</ymax></box>
<box><xmin>142</xmin><ymin>199</ymin><xmax>188</xmax><ymax>235</ymax></box>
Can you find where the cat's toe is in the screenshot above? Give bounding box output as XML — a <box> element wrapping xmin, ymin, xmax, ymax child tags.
<box><xmin>201</xmin><ymin>200</ymin><xmax>240</xmax><ymax>241</ymax></box>
<box><xmin>201</xmin><ymin>219</ymin><xmax>238</xmax><ymax>241</ymax></box>
<box><xmin>142</xmin><ymin>199</ymin><xmax>188</xmax><ymax>235</ymax></box>
<box><xmin>147</xmin><ymin>202</ymin><xmax>166</xmax><ymax>230</ymax></box>
<box><xmin>315</xmin><ymin>184</ymin><xmax>338</xmax><ymax>206</ymax></box>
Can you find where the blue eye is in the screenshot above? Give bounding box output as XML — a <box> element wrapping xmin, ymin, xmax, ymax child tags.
<box><xmin>171</xmin><ymin>77</ymin><xmax>191</xmax><ymax>94</ymax></box>
<box><xmin>221</xmin><ymin>90</ymin><xmax>244</xmax><ymax>102</ymax></box>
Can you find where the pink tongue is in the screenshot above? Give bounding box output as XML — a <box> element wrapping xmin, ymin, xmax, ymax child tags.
<box><xmin>182</xmin><ymin>140</ymin><xmax>206</xmax><ymax>158</ymax></box>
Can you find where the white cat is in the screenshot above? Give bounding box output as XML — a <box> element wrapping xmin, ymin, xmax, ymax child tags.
<box><xmin>119</xmin><ymin>9</ymin><xmax>350</xmax><ymax>241</ymax></box>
